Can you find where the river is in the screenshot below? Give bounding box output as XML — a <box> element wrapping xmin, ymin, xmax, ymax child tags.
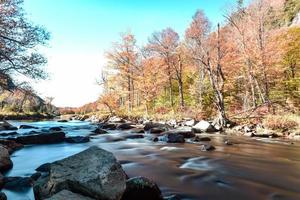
<box><xmin>1</xmin><ymin>120</ymin><xmax>300</xmax><ymax>200</ymax></box>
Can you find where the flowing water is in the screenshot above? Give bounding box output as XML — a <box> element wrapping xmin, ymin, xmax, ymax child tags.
<box><xmin>1</xmin><ymin>120</ymin><xmax>300</xmax><ymax>200</ymax></box>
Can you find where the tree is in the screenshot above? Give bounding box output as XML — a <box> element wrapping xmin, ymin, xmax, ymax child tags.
<box><xmin>0</xmin><ymin>0</ymin><xmax>50</xmax><ymax>89</ymax></box>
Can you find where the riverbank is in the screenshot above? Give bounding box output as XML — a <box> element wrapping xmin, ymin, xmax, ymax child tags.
<box><xmin>0</xmin><ymin>112</ymin><xmax>55</xmax><ymax>121</ymax></box>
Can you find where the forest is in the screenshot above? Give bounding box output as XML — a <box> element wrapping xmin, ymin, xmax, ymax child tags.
<box><xmin>75</xmin><ymin>0</ymin><xmax>300</xmax><ymax>128</ymax></box>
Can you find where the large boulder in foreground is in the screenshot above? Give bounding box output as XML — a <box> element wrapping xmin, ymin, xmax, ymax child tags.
<box><xmin>0</xmin><ymin>140</ymin><xmax>23</xmax><ymax>154</ymax></box>
<box><xmin>192</xmin><ymin>120</ymin><xmax>217</xmax><ymax>133</ymax></box>
<box><xmin>45</xmin><ymin>190</ymin><xmax>94</xmax><ymax>200</ymax></box>
<box><xmin>33</xmin><ymin>146</ymin><xmax>127</xmax><ymax>200</ymax></box>
<box><xmin>12</xmin><ymin>132</ymin><xmax>65</xmax><ymax>145</ymax></box>
<box><xmin>121</xmin><ymin>177</ymin><xmax>163</xmax><ymax>200</ymax></box>
<box><xmin>0</xmin><ymin>121</ymin><xmax>17</xmax><ymax>131</ymax></box>
<box><xmin>0</xmin><ymin>146</ymin><xmax>12</xmax><ymax>172</ymax></box>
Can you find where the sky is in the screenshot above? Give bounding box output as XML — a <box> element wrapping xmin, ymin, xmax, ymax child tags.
<box><xmin>24</xmin><ymin>0</ymin><xmax>239</xmax><ymax>107</ymax></box>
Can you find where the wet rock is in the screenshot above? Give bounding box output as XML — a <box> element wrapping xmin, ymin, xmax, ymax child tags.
<box><xmin>3</xmin><ymin>177</ymin><xmax>33</xmax><ymax>190</ymax></box>
<box><xmin>152</xmin><ymin>137</ymin><xmax>159</xmax><ymax>142</ymax></box>
<box><xmin>200</xmin><ymin>144</ymin><xmax>215</xmax><ymax>151</ymax></box>
<box><xmin>101</xmin><ymin>123</ymin><xmax>117</xmax><ymax>130</ymax></box>
<box><xmin>150</xmin><ymin>127</ymin><xmax>166</xmax><ymax>134</ymax></box>
<box><xmin>108</xmin><ymin>116</ymin><xmax>125</xmax><ymax>123</ymax></box>
<box><xmin>19</xmin><ymin>125</ymin><xmax>38</xmax><ymax>129</ymax></box>
<box><xmin>183</xmin><ymin>119</ymin><xmax>196</xmax><ymax>127</ymax></box>
<box><xmin>161</xmin><ymin>133</ymin><xmax>185</xmax><ymax>143</ymax></box>
<box><xmin>0</xmin><ymin>192</ymin><xmax>6</xmax><ymax>200</ymax></box>
<box><xmin>36</xmin><ymin>163</ymin><xmax>51</xmax><ymax>172</ymax></box>
<box><xmin>131</xmin><ymin>128</ymin><xmax>145</xmax><ymax>134</ymax></box>
<box><xmin>0</xmin><ymin>173</ymin><xmax>4</xmax><ymax>189</ymax></box>
<box><xmin>57</xmin><ymin>120</ymin><xmax>68</xmax><ymax>123</ymax></box>
<box><xmin>0</xmin><ymin>132</ymin><xmax>18</xmax><ymax>137</ymax></box>
<box><xmin>0</xmin><ymin>140</ymin><xmax>23</xmax><ymax>154</ymax></box>
<box><xmin>192</xmin><ymin>120</ymin><xmax>217</xmax><ymax>133</ymax></box>
<box><xmin>45</xmin><ymin>190</ymin><xmax>94</xmax><ymax>200</ymax></box>
<box><xmin>91</xmin><ymin>128</ymin><xmax>108</xmax><ymax>135</ymax></box>
<box><xmin>193</xmin><ymin>136</ymin><xmax>211</xmax><ymax>142</ymax></box>
<box><xmin>49</xmin><ymin>127</ymin><xmax>63</xmax><ymax>131</ymax></box>
<box><xmin>33</xmin><ymin>146</ymin><xmax>127</xmax><ymax>200</ymax></box>
<box><xmin>254</xmin><ymin>129</ymin><xmax>280</xmax><ymax>138</ymax></box>
<box><xmin>244</xmin><ymin>132</ymin><xmax>255</xmax><ymax>137</ymax></box>
<box><xmin>121</xmin><ymin>176</ymin><xmax>163</xmax><ymax>200</ymax></box>
<box><xmin>117</xmin><ymin>123</ymin><xmax>134</xmax><ymax>130</ymax></box>
<box><xmin>31</xmin><ymin>172</ymin><xmax>42</xmax><ymax>181</ymax></box>
<box><xmin>224</xmin><ymin>140</ymin><xmax>233</xmax><ymax>145</ymax></box>
<box><xmin>124</xmin><ymin>134</ymin><xmax>144</xmax><ymax>139</ymax></box>
<box><xmin>0</xmin><ymin>121</ymin><xmax>17</xmax><ymax>131</ymax></box>
<box><xmin>164</xmin><ymin>128</ymin><xmax>195</xmax><ymax>138</ymax></box>
<box><xmin>144</xmin><ymin>122</ymin><xmax>169</xmax><ymax>131</ymax></box>
<box><xmin>65</xmin><ymin>136</ymin><xmax>90</xmax><ymax>143</ymax></box>
<box><xmin>0</xmin><ymin>146</ymin><xmax>12</xmax><ymax>172</ymax></box>
<box><xmin>12</xmin><ymin>132</ymin><xmax>66</xmax><ymax>145</ymax></box>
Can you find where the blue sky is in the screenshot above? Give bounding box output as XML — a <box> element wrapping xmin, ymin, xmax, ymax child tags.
<box><xmin>24</xmin><ymin>0</ymin><xmax>238</xmax><ymax>107</ymax></box>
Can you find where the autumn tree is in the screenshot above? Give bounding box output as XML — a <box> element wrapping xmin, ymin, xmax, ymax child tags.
<box><xmin>0</xmin><ymin>0</ymin><xmax>50</xmax><ymax>89</ymax></box>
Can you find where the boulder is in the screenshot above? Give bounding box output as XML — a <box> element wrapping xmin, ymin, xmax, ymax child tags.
<box><xmin>224</xmin><ymin>140</ymin><xmax>233</xmax><ymax>145</ymax></box>
<box><xmin>124</xmin><ymin>134</ymin><xmax>144</xmax><ymax>139</ymax></box>
<box><xmin>65</xmin><ymin>136</ymin><xmax>90</xmax><ymax>143</ymax></box>
<box><xmin>101</xmin><ymin>123</ymin><xmax>117</xmax><ymax>130</ymax></box>
<box><xmin>164</xmin><ymin>128</ymin><xmax>195</xmax><ymax>138</ymax></box>
<box><xmin>57</xmin><ymin>120</ymin><xmax>68</xmax><ymax>123</ymax></box>
<box><xmin>19</xmin><ymin>125</ymin><xmax>38</xmax><ymax>129</ymax></box>
<box><xmin>108</xmin><ymin>116</ymin><xmax>125</xmax><ymax>123</ymax></box>
<box><xmin>33</xmin><ymin>146</ymin><xmax>127</xmax><ymax>200</ymax></box>
<box><xmin>31</xmin><ymin>172</ymin><xmax>42</xmax><ymax>181</ymax></box>
<box><xmin>183</xmin><ymin>119</ymin><xmax>196</xmax><ymax>127</ymax></box>
<box><xmin>0</xmin><ymin>192</ymin><xmax>6</xmax><ymax>200</ymax></box>
<box><xmin>0</xmin><ymin>121</ymin><xmax>17</xmax><ymax>131</ymax></box>
<box><xmin>3</xmin><ymin>177</ymin><xmax>33</xmax><ymax>190</ymax></box>
<box><xmin>0</xmin><ymin>140</ymin><xmax>23</xmax><ymax>154</ymax></box>
<box><xmin>49</xmin><ymin>127</ymin><xmax>63</xmax><ymax>131</ymax></box>
<box><xmin>0</xmin><ymin>146</ymin><xmax>12</xmax><ymax>172</ymax></box>
<box><xmin>192</xmin><ymin>120</ymin><xmax>217</xmax><ymax>133</ymax></box>
<box><xmin>193</xmin><ymin>136</ymin><xmax>211</xmax><ymax>142</ymax></box>
<box><xmin>12</xmin><ymin>132</ymin><xmax>66</xmax><ymax>145</ymax></box>
<box><xmin>0</xmin><ymin>132</ymin><xmax>18</xmax><ymax>137</ymax></box>
<box><xmin>0</xmin><ymin>173</ymin><xmax>4</xmax><ymax>189</ymax></box>
<box><xmin>161</xmin><ymin>133</ymin><xmax>185</xmax><ymax>143</ymax></box>
<box><xmin>200</xmin><ymin>144</ymin><xmax>215</xmax><ymax>151</ymax></box>
<box><xmin>36</xmin><ymin>163</ymin><xmax>51</xmax><ymax>173</ymax></box>
<box><xmin>144</xmin><ymin>122</ymin><xmax>169</xmax><ymax>131</ymax></box>
<box><xmin>121</xmin><ymin>177</ymin><xmax>163</xmax><ymax>200</ymax></box>
<box><xmin>45</xmin><ymin>190</ymin><xmax>94</xmax><ymax>200</ymax></box>
<box><xmin>131</xmin><ymin>128</ymin><xmax>145</xmax><ymax>134</ymax></box>
<box><xmin>117</xmin><ymin>123</ymin><xmax>134</xmax><ymax>130</ymax></box>
<box><xmin>91</xmin><ymin>128</ymin><xmax>108</xmax><ymax>135</ymax></box>
<box><xmin>150</xmin><ymin>127</ymin><xmax>166</xmax><ymax>134</ymax></box>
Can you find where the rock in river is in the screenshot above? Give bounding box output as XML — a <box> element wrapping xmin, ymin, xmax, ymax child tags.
<box><xmin>0</xmin><ymin>140</ymin><xmax>23</xmax><ymax>154</ymax></box>
<box><xmin>121</xmin><ymin>176</ymin><xmax>163</xmax><ymax>200</ymax></box>
<box><xmin>33</xmin><ymin>146</ymin><xmax>127</xmax><ymax>200</ymax></box>
<box><xmin>192</xmin><ymin>120</ymin><xmax>217</xmax><ymax>133</ymax></box>
<box><xmin>65</xmin><ymin>136</ymin><xmax>90</xmax><ymax>143</ymax></box>
<box><xmin>0</xmin><ymin>121</ymin><xmax>17</xmax><ymax>131</ymax></box>
<box><xmin>19</xmin><ymin>125</ymin><xmax>38</xmax><ymax>129</ymax></box>
<box><xmin>11</xmin><ymin>132</ymin><xmax>66</xmax><ymax>145</ymax></box>
<box><xmin>161</xmin><ymin>133</ymin><xmax>185</xmax><ymax>143</ymax></box>
<box><xmin>0</xmin><ymin>192</ymin><xmax>6</xmax><ymax>200</ymax></box>
<box><xmin>3</xmin><ymin>177</ymin><xmax>33</xmax><ymax>191</ymax></box>
<box><xmin>0</xmin><ymin>146</ymin><xmax>12</xmax><ymax>172</ymax></box>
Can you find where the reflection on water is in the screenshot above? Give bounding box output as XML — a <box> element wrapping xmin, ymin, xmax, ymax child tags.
<box><xmin>2</xmin><ymin>120</ymin><xmax>300</xmax><ymax>200</ymax></box>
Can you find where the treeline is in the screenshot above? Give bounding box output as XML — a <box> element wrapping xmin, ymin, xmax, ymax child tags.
<box><xmin>0</xmin><ymin>0</ymin><xmax>52</xmax><ymax>115</ymax></box>
<box><xmin>98</xmin><ymin>0</ymin><xmax>300</xmax><ymax>126</ymax></box>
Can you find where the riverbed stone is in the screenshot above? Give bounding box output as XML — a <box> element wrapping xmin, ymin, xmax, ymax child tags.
<box><xmin>65</xmin><ymin>136</ymin><xmax>90</xmax><ymax>143</ymax></box>
<box><xmin>36</xmin><ymin>163</ymin><xmax>51</xmax><ymax>173</ymax></box>
<box><xmin>161</xmin><ymin>133</ymin><xmax>185</xmax><ymax>143</ymax></box>
<box><xmin>192</xmin><ymin>120</ymin><xmax>217</xmax><ymax>133</ymax></box>
<box><xmin>117</xmin><ymin>123</ymin><xmax>134</xmax><ymax>130</ymax></box>
<box><xmin>144</xmin><ymin>122</ymin><xmax>169</xmax><ymax>131</ymax></box>
<box><xmin>108</xmin><ymin>116</ymin><xmax>125</xmax><ymax>123</ymax></box>
<box><xmin>45</xmin><ymin>190</ymin><xmax>94</xmax><ymax>200</ymax></box>
<box><xmin>3</xmin><ymin>177</ymin><xmax>33</xmax><ymax>190</ymax></box>
<box><xmin>49</xmin><ymin>127</ymin><xmax>63</xmax><ymax>131</ymax></box>
<box><xmin>150</xmin><ymin>127</ymin><xmax>166</xmax><ymax>134</ymax></box>
<box><xmin>131</xmin><ymin>128</ymin><xmax>145</xmax><ymax>133</ymax></box>
<box><xmin>0</xmin><ymin>146</ymin><xmax>12</xmax><ymax>172</ymax></box>
<box><xmin>33</xmin><ymin>146</ymin><xmax>127</xmax><ymax>200</ymax></box>
<box><xmin>200</xmin><ymin>144</ymin><xmax>215</xmax><ymax>151</ymax></box>
<box><xmin>0</xmin><ymin>132</ymin><xmax>18</xmax><ymax>137</ymax></box>
<box><xmin>121</xmin><ymin>176</ymin><xmax>163</xmax><ymax>200</ymax></box>
<box><xmin>91</xmin><ymin>128</ymin><xmax>108</xmax><ymax>135</ymax></box>
<box><xmin>19</xmin><ymin>125</ymin><xmax>38</xmax><ymax>129</ymax></box>
<box><xmin>0</xmin><ymin>192</ymin><xmax>6</xmax><ymax>200</ymax></box>
<box><xmin>0</xmin><ymin>121</ymin><xmax>17</xmax><ymax>131</ymax></box>
<box><xmin>12</xmin><ymin>132</ymin><xmax>66</xmax><ymax>145</ymax></box>
<box><xmin>164</xmin><ymin>128</ymin><xmax>195</xmax><ymax>138</ymax></box>
<box><xmin>193</xmin><ymin>136</ymin><xmax>211</xmax><ymax>142</ymax></box>
<box><xmin>0</xmin><ymin>140</ymin><xmax>23</xmax><ymax>154</ymax></box>
<box><xmin>101</xmin><ymin>123</ymin><xmax>117</xmax><ymax>130</ymax></box>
